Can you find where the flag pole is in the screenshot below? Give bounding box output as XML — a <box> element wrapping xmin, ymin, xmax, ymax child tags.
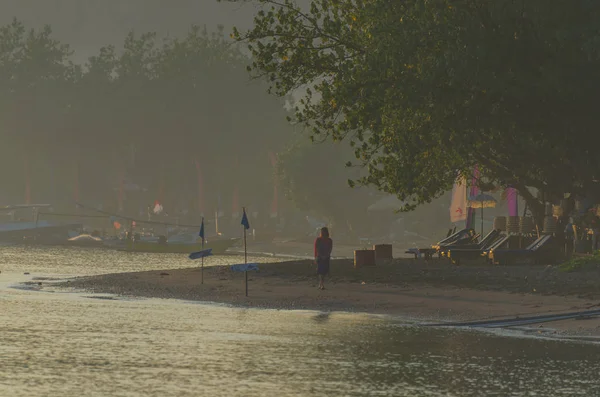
<box><xmin>200</xmin><ymin>216</ymin><xmax>205</xmax><ymax>284</ymax></box>
<box><xmin>243</xmin><ymin>207</ymin><xmax>248</xmax><ymax>297</ymax></box>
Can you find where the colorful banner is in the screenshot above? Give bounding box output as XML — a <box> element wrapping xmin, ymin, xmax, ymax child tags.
<box><xmin>450</xmin><ymin>175</ymin><xmax>468</xmax><ymax>223</ymax></box>
<box><xmin>506</xmin><ymin>187</ymin><xmax>518</xmax><ymax>217</ymax></box>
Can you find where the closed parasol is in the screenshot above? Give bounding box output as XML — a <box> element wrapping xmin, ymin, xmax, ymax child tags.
<box><xmin>468</xmin><ymin>193</ymin><xmax>497</xmax><ymax>238</ymax></box>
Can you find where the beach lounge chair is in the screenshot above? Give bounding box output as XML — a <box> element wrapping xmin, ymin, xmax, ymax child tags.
<box><xmin>435</xmin><ymin>229</ymin><xmax>480</xmax><ymax>257</ymax></box>
<box><xmin>433</xmin><ymin>228</ymin><xmax>477</xmax><ymax>249</ymax></box>
<box><xmin>488</xmin><ymin>234</ymin><xmax>556</xmax><ymax>265</ymax></box>
<box><xmin>480</xmin><ymin>234</ymin><xmax>535</xmax><ymax>264</ymax></box>
<box><xmin>405</xmin><ymin>228</ymin><xmax>476</xmax><ymax>260</ymax></box>
<box><xmin>446</xmin><ymin>229</ymin><xmax>501</xmax><ymax>253</ymax></box>
<box><xmin>447</xmin><ymin>229</ymin><xmax>504</xmax><ymax>265</ymax></box>
<box><xmin>481</xmin><ymin>234</ymin><xmax>510</xmax><ymax>262</ymax></box>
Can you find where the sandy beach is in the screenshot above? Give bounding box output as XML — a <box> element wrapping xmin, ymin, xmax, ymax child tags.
<box><xmin>59</xmin><ymin>253</ymin><xmax>600</xmax><ymax>338</ymax></box>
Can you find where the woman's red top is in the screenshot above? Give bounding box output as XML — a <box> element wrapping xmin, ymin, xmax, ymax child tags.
<box><xmin>314</xmin><ymin>237</ymin><xmax>333</xmax><ymax>258</ymax></box>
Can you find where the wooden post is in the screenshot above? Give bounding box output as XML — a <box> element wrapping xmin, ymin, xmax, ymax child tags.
<box><xmin>34</xmin><ymin>207</ymin><xmax>39</xmax><ymax>242</ymax></box>
<box><xmin>130</xmin><ymin>220</ymin><xmax>134</xmax><ymax>247</ymax></box>
<box><xmin>244</xmin><ymin>216</ymin><xmax>248</xmax><ymax>297</ymax></box>
<box><xmin>215</xmin><ymin>210</ymin><xmax>219</xmax><ymax>235</ymax></box>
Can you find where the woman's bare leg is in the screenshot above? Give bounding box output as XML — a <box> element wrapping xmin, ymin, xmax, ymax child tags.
<box><xmin>318</xmin><ymin>274</ymin><xmax>324</xmax><ymax>289</ymax></box>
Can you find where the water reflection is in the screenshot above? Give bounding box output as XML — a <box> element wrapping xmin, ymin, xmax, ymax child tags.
<box><xmin>311</xmin><ymin>312</ymin><xmax>331</xmax><ymax>324</ymax></box>
<box><xmin>0</xmin><ymin>245</ymin><xmax>280</xmax><ymax>276</ymax></box>
<box><xmin>4</xmin><ymin>288</ymin><xmax>599</xmax><ymax>397</ymax></box>
<box><xmin>1</xmin><ymin>247</ymin><xmax>600</xmax><ymax>396</ymax></box>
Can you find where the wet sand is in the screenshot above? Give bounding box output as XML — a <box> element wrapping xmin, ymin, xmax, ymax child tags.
<box><xmin>60</xmin><ymin>256</ymin><xmax>600</xmax><ymax>338</ymax></box>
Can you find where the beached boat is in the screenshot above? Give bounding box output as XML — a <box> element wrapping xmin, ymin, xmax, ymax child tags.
<box><xmin>0</xmin><ymin>220</ymin><xmax>83</xmax><ymax>244</ymax></box>
<box><xmin>0</xmin><ymin>204</ymin><xmax>81</xmax><ymax>243</ymax></box>
<box><xmin>119</xmin><ymin>235</ymin><xmax>239</xmax><ymax>254</ymax></box>
<box><xmin>66</xmin><ymin>234</ymin><xmax>105</xmax><ymax>248</ymax></box>
<box><xmin>0</xmin><ymin>221</ymin><xmax>81</xmax><ymax>243</ymax></box>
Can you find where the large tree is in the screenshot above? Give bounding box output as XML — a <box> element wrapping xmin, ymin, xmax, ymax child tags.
<box><xmin>227</xmin><ymin>0</ymin><xmax>600</xmax><ymax>224</ymax></box>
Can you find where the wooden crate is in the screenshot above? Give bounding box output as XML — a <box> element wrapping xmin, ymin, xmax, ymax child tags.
<box><xmin>373</xmin><ymin>244</ymin><xmax>393</xmax><ymax>260</ymax></box>
<box><xmin>354</xmin><ymin>249</ymin><xmax>376</xmax><ymax>268</ymax></box>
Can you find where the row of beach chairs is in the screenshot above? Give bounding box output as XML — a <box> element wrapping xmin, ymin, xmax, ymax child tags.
<box><xmin>406</xmin><ymin>227</ymin><xmax>556</xmax><ymax>266</ymax></box>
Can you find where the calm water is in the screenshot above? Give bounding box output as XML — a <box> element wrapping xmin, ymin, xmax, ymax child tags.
<box><xmin>1</xmin><ymin>246</ymin><xmax>600</xmax><ymax>396</ymax></box>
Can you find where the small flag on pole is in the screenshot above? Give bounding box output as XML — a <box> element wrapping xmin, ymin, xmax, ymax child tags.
<box><xmin>231</xmin><ymin>263</ymin><xmax>259</xmax><ymax>272</ymax></box>
<box><xmin>198</xmin><ymin>217</ymin><xmax>206</xmax><ymax>284</ymax></box>
<box><xmin>189</xmin><ymin>248</ymin><xmax>213</xmax><ymax>260</ymax></box>
<box><xmin>241</xmin><ymin>208</ymin><xmax>250</xmax><ymax>230</ymax></box>
<box><xmin>241</xmin><ymin>206</ymin><xmax>250</xmax><ymax>296</ymax></box>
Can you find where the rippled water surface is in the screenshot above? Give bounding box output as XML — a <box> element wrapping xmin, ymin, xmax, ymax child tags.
<box><xmin>1</xmin><ymin>246</ymin><xmax>600</xmax><ymax>396</ymax></box>
<box><xmin>0</xmin><ymin>245</ymin><xmax>282</xmax><ymax>276</ymax></box>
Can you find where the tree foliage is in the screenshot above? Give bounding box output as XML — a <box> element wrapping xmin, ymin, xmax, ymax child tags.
<box><xmin>228</xmin><ymin>0</ymin><xmax>600</xmax><ymax>220</ymax></box>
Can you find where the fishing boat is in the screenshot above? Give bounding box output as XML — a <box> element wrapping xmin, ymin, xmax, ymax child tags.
<box><xmin>118</xmin><ymin>233</ymin><xmax>239</xmax><ymax>254</ymax></box>
<box><xmin>66</xmin><ymin>234</ymin><xmax>105</xmax><ymax>248</ymax></box>
<box><xmin>0</xmin><ymin>204</ymin><xmax>81</xmax><ymax>244</ymax></box>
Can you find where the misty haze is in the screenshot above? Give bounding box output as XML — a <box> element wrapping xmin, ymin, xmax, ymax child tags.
<box><xmin>1</xmin><ymin>1</ymin><xmax>600</xmax><ymax>396</ymax></box>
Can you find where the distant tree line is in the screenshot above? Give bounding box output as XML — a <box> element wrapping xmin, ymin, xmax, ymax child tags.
<box><xmin>0</xmin><ymin>17</ymin><xmax>387</xmax><ymax>236</ymax></box>
<box><xmin>0</xmin><ymin>19</ymin><xmax>294</xmax><ymax>216</ymax></box>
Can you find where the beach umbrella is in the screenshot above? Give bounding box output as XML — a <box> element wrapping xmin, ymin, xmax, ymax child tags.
<box><xmin>467</xmin><ymin>193</ymin><xmax>497</xmax><ymax>237</ymax></box>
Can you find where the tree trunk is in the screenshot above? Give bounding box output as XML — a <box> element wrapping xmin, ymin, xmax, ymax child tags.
<box><xmin>515</xmin><ymin>184</ymin><xmax>545</xmax><ymax>231</ymax></box>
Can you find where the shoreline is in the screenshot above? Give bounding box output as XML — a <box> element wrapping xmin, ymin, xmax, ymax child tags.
<box><xmin>227</xmin><ymin>238</ymin><xmax>412</xmax><ymax>259</ymax></box>
<box><xmin>55</xmin><ymin>256</ymin><xmax>600</xmax><ymax>339</ymax></box>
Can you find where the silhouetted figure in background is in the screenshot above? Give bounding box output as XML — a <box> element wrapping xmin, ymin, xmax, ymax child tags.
<box><xmin>564</xmin><ymin>218</ymin><xmax>575</xmax><ymax>259</ymax></box>
<box><xmin>314</xmin><ymin>227</ymin><xmax>333</xmax><ymax>290</ymax></box>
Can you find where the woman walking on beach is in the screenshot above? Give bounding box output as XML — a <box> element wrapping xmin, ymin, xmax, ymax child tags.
<box><xmin>315</xmin><ymin>227</ymin><xmax>333</xmax><ymax>290</ymax></box>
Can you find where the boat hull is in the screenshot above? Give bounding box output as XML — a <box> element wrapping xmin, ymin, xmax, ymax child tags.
<box><xmin>0</xmin><ymin>221</ymin><xmax>82</xmax><ymax>243</ymax></box>
<box><xmin>120</xmin><ymin>238</ymin><xmax>239</xmax><ymax>254</ymax></box>
<box><xmin>66</xmin><ymin>234</ymin><xmax>105</xmax><ymax>248</ymax></box>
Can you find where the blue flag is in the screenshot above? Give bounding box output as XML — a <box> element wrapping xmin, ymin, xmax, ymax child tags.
<box><xmin>231</xmin><ymin>263</ymin><xmax>259</xmax><ymax>272</ymax></box>
<box><xmin>241</xmin><ymin>208</ymin><xmax>250</xmax><ymax>230</ymax></box>
<box><xmin>199</xmin><ymin>217</ymin><xmax>205</xmax><ymax>241</ymax></box>
<box><xmin>189</xmin><ymin>248</ymin><xmax>213</xmax><ymax>260</ymax></box>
